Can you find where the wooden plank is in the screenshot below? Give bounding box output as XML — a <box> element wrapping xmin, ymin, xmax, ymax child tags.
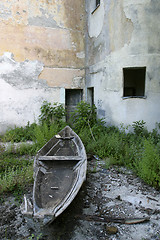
<box><xmin>75</xmin><ymin>215</ymin><xmax>150</xmax><ymax>224</ymax></box>
<box><xmin>38</xmin><ymin>156</ymin><xmax>81</xmax><ymax>161</ymax></box>
<box><xmin>45</xmin><ymin>141</ymin><xmax>60</xmax><ymax>156</ymax></box>
<box><xmin>55</xmin><ymin>135</ymin><xmax>74</xmax><ymax>140</ymax></box>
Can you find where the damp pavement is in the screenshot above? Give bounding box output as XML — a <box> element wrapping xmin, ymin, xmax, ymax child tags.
<box><xmin>0</xmin><ymin>158</ymin><xmax>160</xmax><ymax>240</ymax></box>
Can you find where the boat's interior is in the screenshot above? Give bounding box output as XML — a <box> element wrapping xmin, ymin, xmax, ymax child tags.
<box><xmin>38</xmin><ymin>126</ymin><xmax>79</xmax><ymax>156</ymax></box>
<box><xmin>46</xmin><ymin>138</ymin><xmax>78</xmax><ymax>156</ymax></box>
<box><xmin>34</xmin><ymin>126</ymin><xmax>84</xmax><ymax>212</ymax></box>
<box><xmin>35</xmin><ymin>160</ymin><xmax>78</xmax><ymax>210</ymax></box>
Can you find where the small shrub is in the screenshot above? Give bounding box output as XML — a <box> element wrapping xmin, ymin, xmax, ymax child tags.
<box><xmin>2</xmin><ymin>122</ymin><xmax>37</xmax><ymax>143</ymax></box>
<box><xmin>71</xmin><ymin>101</ymin><xmax>97</xmax><ymax>133</ymax></box>
<box><xmin>150</xmin><ymin>123</ymin><xmax>160</xmax><ymax>144</ymax></box>
<box><xmin>132</xmin><ymin>120</ymin><xmax>148</xmax><ymax>137</ymax></box>
<box><xmin>33</xmin><ymin>122</ymin><xmax>66</xmax><ymax>149</ymax></box>
<box><xmin>39</xmin><ymin>101</ymin><xmax>66</xmax><ymax>126</ymax></box>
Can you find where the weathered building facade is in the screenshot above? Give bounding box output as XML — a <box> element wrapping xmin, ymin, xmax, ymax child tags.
<box><xmin>1</xmin><ymin>0</ymin><xmax>160</xmax><ymax>132</ymax></box>
<box><xmin>0</xmin><ymin>0</ymin><xmax>85</xmax><ymax>133</ymax></box>
<box><xmin>86</xmin><ymin>0</ymin><xmax>160</xmax><ymax>130</ymax></box>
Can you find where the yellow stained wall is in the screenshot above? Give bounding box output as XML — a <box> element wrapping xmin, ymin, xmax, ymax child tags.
<box><xmin>0</xmin><ymin>0</ymin><xmax>85</xmax><ymax>87</ymax></box>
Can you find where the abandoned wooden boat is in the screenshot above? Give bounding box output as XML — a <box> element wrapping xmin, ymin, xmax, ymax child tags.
<box><xmin>21</xmin><ymin>126</ymin><xmax>87</xmax><ymax>225</ymax></box>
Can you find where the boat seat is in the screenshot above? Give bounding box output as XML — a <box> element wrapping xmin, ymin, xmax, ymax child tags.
<box><xmin>38</xmin><ymin>156</ymin><xmax>81</xmax><ymax>161</ymax></box>
<box><xmin>55</xmin><ymin>135</ymin><xmax>74</xmax><ymax>140</ymax></box>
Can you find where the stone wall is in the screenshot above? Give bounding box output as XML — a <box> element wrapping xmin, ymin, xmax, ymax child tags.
<box><xmin>86</xmin><ymin>0</ymin><xmax>160</xmax><ymax>130</ymax></box>
<box><xmin>0</xmin><ymin>0</ymin><xmax>85</xmax><ymax>132</ymax></box>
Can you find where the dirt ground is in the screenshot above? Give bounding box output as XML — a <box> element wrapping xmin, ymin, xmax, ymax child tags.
<box><xmin>0</xmin><ymin>158</ymin><xmax>160</xmax><ymax>240</ymax></box>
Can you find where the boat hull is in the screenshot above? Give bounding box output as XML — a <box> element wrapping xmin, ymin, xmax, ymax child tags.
<box><xmin>22</xmin><ymin>126</ymin><xmax>87</xmax><ymax>225</ymax></box>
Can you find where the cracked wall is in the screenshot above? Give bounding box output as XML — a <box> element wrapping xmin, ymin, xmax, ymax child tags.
<box><xmin>0</xmin><ymin>0</ymin><xmax>85</xmax><ymax>132</ymax></box>
<box><xmin>86</xmin><ymin>0</ymin><xmax>160</xmax><ymax>130</ymax></box>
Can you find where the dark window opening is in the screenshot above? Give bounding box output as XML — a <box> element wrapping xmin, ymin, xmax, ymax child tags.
<box><xmin>87</xmin><ymin>87</ymin><xmax>94</xmax><ymax>106</ymax></box>
<box><xmin>65</xmin><ymin>89</ymin><xmax>83</xmax><ymax>121</ymax></box>
<box><xmin>123</xmin><ymin>67</ymin><xmax>146</xmax><ymax>98</ymax></box>
<box><xmin>91</xmin><ymin>0</ymin><xmax>100</xmax><ymax>14</ymax></box>
<box><xmin>96</xmin><ymin>0</ymin><xmax>100</xmax><ymax>7</ymax></box>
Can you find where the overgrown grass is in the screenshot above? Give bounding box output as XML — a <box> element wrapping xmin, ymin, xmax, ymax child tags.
<box><xmin>0</xmin><ymin>164</ymin><xmax>33</xmax><ymax>194</ymax></box>
<box><xmin>0</xmin><ymin>152</ymin><xmax>33</xmax><ymax>195</ymax></box>
<box><xmin>134</xmin><ymin>139</ymin><xmax>160</xmax><ymax>187</ymax></box>
<box><xmin>1</xmin><ymin>101</ymin><xmax>160</xmax><ymax>194</ymax></box>
<box><xmin>0</xmin><ymin>121</ymin><xmax>66</xmax><ymax>195</ymax></box>
<box><xmin>77</xmin><ymin>122</ymin><xmax>160</xmax><ymax>188</ymax></box>
<box><xmin>33</xmin><ymin>121</ymin><xmax>67</xmax><ymax>149</ymax></box>
<box><xmin>2</xmin><ymin>122</ymin><xmax>37</xmax><ymax>143</ymax></box>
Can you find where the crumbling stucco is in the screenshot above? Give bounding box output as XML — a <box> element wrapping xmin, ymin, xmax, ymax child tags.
<box><xmin>86</xmin><ymin>0</ymin><xmax>160</xmax><ymax>130</ymax></box>
<box><xmin>39</xmin><ymin>68</ymin><xmax>85</xmax><ymax>89</ymax></box>
<box><xmin>0</xmin><ymin>0</ymin><xmax>85</xmax><ymax>132</ymax></box>
<box><xmin>0</xmin><ymin>53</ymin><xmax>44</xmax><ymax>89</ymax></box>
<box><xmin>0</xmin><ymin>53</ymin><xmax>63</xmax><ymax>133</ymax></box>
<box><xmin>0</xmin><ymin>0</ymin><xmax>85</xmax><ymax>68</ymax></box>
<box><xmin>2</xmin><ymin>0</ymin><xmax>160</xmax><ymax>133</ymax></box>
<box><xmin>86</xmin><ymin>0</ymin><xmax>134</xmax><ymax>66</ymax></box>
<box><xmin>108</xmin><ymin>0</ymin><xmax>133</xmax><ymax>52</ymax></box>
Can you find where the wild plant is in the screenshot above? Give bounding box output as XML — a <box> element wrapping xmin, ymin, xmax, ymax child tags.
<box><xmin>70</xmin><ymin>101</ymin><xmax>98</xmax><ymax>133</ymax></box>
<box><xmin>132</xmin><ymin>120</ymin><xmax>149</xmax><ymax>137</ymax></box>
<box><xmin>2</xmin><ymin>122</ymin><xmax>37</xmax><ymax>143</ymax></box>
<box><xmin>135</xmin><ymin>138</ymin><xmax>160</xmax><ymax>187</ymax></box>
<box><xmin>39</xmin><ymin>101</ymin><xmax>66</xmax><ymax>126</ymax></box>
<box><xmin>0</xmin><ymin>163</ymin><xmax>33</xmax><ymax>194</ymax></box>
<box><xmin>33</xmin><ymin>121</ymin><xmax>66</xmax><ymax>149</ymax></box>
<box><xmin>27</xmin><ymin>233</ymin><xmax>42</xmax><ymax>240</ymax></box>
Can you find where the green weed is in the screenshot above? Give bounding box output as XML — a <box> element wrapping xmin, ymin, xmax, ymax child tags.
<box><xmin>132</xmin><ymin>120</ymin><xmax>149</xmax><ymax>137</ymax></box>
<box><xmin>0</xmin><ymin>153</ymin><xmax>33</xmax><ymax>195</ymax></box>
<box><xmin>27</xmin><ymin>233</ymin><xmax>43</xmax><ymax>240</ymax></box>
<box><xmin>1</xmin><ymin>99</ymin><xmax>160</xmax><ymax>190</ymax></box>
<box><xmin>0</xmin><ymin>163</ymin><xmax>33</xmax><ymax>194</ymax></box>
<box><xmin>2</xmin><ymin>122</ymin><xmax>37</xmax><ymax>143</ymax></box>
<box><xmin>135</xmin><ymin>139</ymin><xmax>160</xmax><ymax>187</ymax></box>
<box><xmin>39</xmin><ymin>101</ymin><xmax>66</xmax><ymax>126</ymax></box>
<box><xmin>70</xmin><ymin>101</ymin><xmax>98</xmax><ymax>133</ymax></box>
<box><xmin>33</xmin><ymin>121</ymin><xmax>66</xmax><ymax>149</ymax></box>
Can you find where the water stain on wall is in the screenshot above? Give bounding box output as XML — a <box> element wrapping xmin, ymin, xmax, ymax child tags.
<box><xmin>108</xmin><ymin>0</ymin><xmax>133</xmax><ymax>52</ymax></box>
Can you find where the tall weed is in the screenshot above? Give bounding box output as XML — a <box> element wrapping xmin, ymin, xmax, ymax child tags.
<box><xmin>0</xmin><ymin>164</ymin><xmax>33</xmax><ymax>194</ymax></box>
<box><xmin>39</xmin><ymin>101</ymin><xmax>66</xmax><ymax>126</ymax></box>
<box><xmin>135</xmin><ymin>139</ymin><xmax>160</xmax><ymax>187</ymax></box>
<box><xmin>71</xmin><ymin>101</ymin><xmax>98</xmax><ymax>133</ymax></box>
<box><xmin>33</xmin><ymin>122</ymin><xmax>66</xmax><ymax>149</ymax></box>
<box><xmin>2</xmin><ymin>122</ymin><xmax>37</xmax><ymax>143</ymax></box>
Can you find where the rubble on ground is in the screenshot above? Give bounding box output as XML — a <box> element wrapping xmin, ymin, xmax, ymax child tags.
<box><xmin>0</xmin><ymin>159</ymin><xmax>160</xmax><ymax>240</ymax></box>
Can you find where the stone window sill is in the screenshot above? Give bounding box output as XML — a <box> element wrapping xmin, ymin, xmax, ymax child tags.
<box><xmin>122</xmin><ymin>96</ymin><xmax>147</xmax><ymax>100</ymax></box>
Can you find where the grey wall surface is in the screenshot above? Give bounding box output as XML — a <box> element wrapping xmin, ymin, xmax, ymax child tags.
<box><xmin>86</xmin><ymin>0</ymin><xmax>160</xmax><ymax>130</ymax></box>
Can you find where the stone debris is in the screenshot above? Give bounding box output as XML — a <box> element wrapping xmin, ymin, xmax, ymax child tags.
<box><xmin>106</xmin><ymin>226</ymin><xmax>118</xmax><ymax>235</ymax></box>
<box><xmin>0</xmin><ymin>159</ymin><xmax>160</xmax><ymax>240</ymax></box>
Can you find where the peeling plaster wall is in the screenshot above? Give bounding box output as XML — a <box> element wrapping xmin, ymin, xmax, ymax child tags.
<box><xmin>86</xmin><ymin>0</ymin><xmax>160</xmax><ymax>130</ymax></box>
<box><xmin>0</xmin><ymin>53</ymin><xmax>64</xmax><ymax>133</ymax></box>
<box><xmin>0</xmin><ymin>0</ymin><xmax>85</xmax><ymax>132</ymax></box>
